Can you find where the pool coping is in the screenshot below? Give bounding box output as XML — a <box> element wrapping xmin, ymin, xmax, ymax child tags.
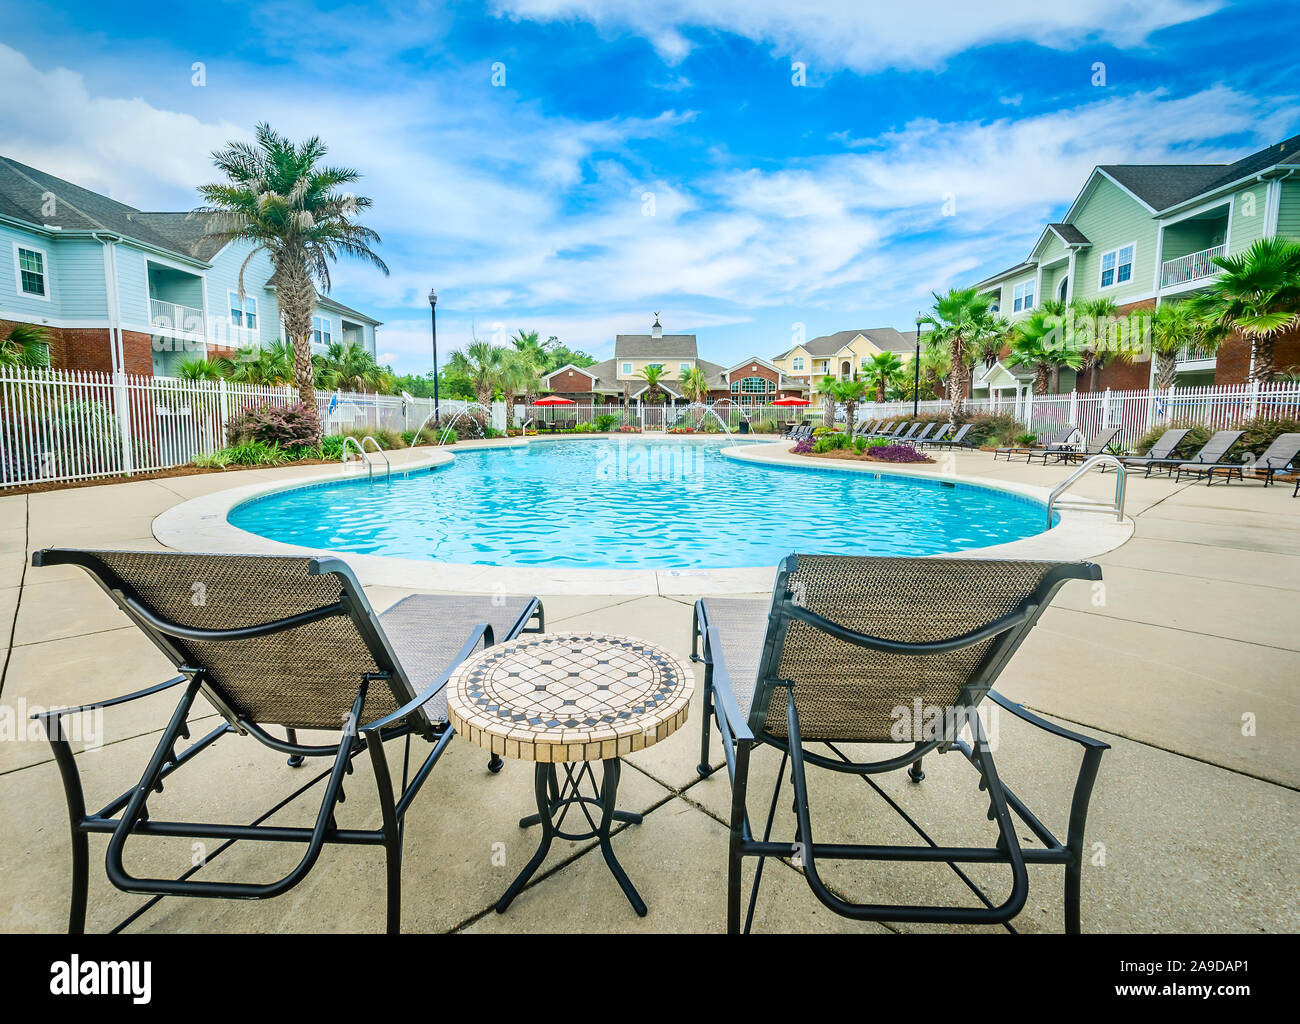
<box><xmin>151</xmin><ymin>436</ymin><xmax>1134</xmax><ymax>596</ymax></box>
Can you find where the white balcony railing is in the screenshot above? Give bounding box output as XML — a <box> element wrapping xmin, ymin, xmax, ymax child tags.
<box><xmin>1176</xmin><ymin>344</ymin><xmax>1217</xmax><ymax>365</ymax></box>
<box><xmin>1160</xmin><ymin>244</ymin><xmax>1225</xmax><ymax>288</ymax></box>
<box><xmin>150</xmin><ymin>297</ymin><xmax>206</xmax><ymax>335</ymax></box>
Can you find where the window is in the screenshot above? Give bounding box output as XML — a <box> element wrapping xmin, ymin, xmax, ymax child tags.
<box><xmin>1013</xmin><ymin>279</ymin><xmax>1035</xmax><ymax>312</ymax></box>
<box><xmin>739</xmin><ymin>376</ymin><xmax>767</xmax><ymax>394</ymax></box>
<box><xmin>791</xmin><ymin>356</ymin><xmax>804</xmax><ymax>371</ymax></box>
<box><xmin>648</xmin><ymin>363</ymin><xmax>663</xmax><ymax>371</ymax></box>
<box><xmin>311</xmin><ymin>315</ymin><xmax>332</xmax><ymax>346</ymax></box>
<box><xmin>16</xmin><ymin>246</ymin><xmax>47</xmax><ymax>297</ymax></box>
<box><xmin>621</xmin><ymin>361</ymin><xmax>633</xmax><ymax>374</ymax></box>
<box><xmin>860</xmin><ymin>357</ymin><xmax>870</xmax><ymax>369</ymax></box>
<box><xmin>229</xmin><ymin>291</ymin><xmax>258</xmax><ymax>330</ymax></box>
<box><xmin>679</xmin><ymin>362</ymin><xmax>691</xmax><ymax>374</ymax></box>
<box><xmin>1099</xmin><ymin>244</ymin><xmax>1135</xmax><ymax>289</ymax></box>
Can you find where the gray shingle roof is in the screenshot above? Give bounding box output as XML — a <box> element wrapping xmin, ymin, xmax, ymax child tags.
<box><xmin>1047</xmin><ymin>222</ymin><xmax>1089</xmax><ymax>245</ymax></box>
<box><xmin>778</xmin><ymin>327</ymin><xmax>915</xmax><ymax>359</ymax></box>
<box><xmin>0</xmin><ymin>155</ymin><xmax>206</xmax><ymax>259</ymax></box>
<box><xmin>614</xmin><ymin>334</ymin><xmax>698</xmax><ymax>359</ymax></box>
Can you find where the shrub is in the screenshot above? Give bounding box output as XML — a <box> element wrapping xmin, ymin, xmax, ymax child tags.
<box><xmin>319</xmin><ymin>435</ymin><xmax>347</xmax><ymax>460</ymax></box>
<box><xmin>812</xmin><ymin>437</ymin><xmax>833</xmax><ymax>453</ymax></box>
<box><xmin>792</xmin><ymin>437</ymin><xmax>814</xmax><ymax>454</ymax></box>
<box><xmin>853</xmin><ymin>436</ymin><xmax>868</xmax><ymax>455</ymax></box>
<box><xmin>1131</xmin><ymin>421</ymin><xmax>1212</xmax><ymax>457</ymax></box>
<box><xmin>228</xmin><ymin>402</ymin><xmax>320</xmax><ymax>447</ymax></box>
<box><xmin>871</xmin><ymin>443</ymin><xmax>929</xmax><ymax>463</ymax></box>
<box><xmin>192</xmin><ymin>450</ymin><xmax>231</xmax><ymax>469</ymax></box>
<box><xmin>336</xmin><ymin>424</ymin><xmax>405</xmax><ymax>450</ymax></box>
<box><xmin>595</xmin><ymin>413</ymin><xmax>619</xmax><ymax>432</ymax></box>
<box><xmin>1237</xmin><ymin>416</ymin><xmax>1300</xmax><ymax>457</ymax></box>
<box><xmin>225</xmin><ymin>441</ymin><xmax>288</xmax><ymax>466</ymax></box>
<box><xmin>402</xmin><ymin>425</ymin><xmax>440</xmax><ymax>447</ymax></box>
<box><xmin>1014</xmin><ymin>433</ymin><xmax>1037</xmax><ymax>447</ymax></box>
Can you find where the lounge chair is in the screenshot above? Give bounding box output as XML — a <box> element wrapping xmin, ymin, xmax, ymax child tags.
<box><xmin>28</xmin><ymin>548</ymin><xmax>544</xmax><ymax>935</ymax></box>
<box><xmin>906</xmin><ymin>422</ymin><xmax>938</xmax><ymax>446</ymax></box>
<box><xmin>1139</xmin><ymin>430</ymin><xmax>1243</xmax><ymax>478</ymax></box>
<box><xmin>928</xmin><ymin>423</ymin><xmax>973</xmax><ymax>450</ymax></box>
<box><xmin>995</xmin><ymin>427</ymin><xmax>1073</xmax><ymax>462</ymax></box>
<box><xmin>1046</xmin><ymin>426</ymin><xmax>1121</xmax><ymax>466</ymax></box>
<box><xmin>1195</xmin><ymin>432</ymin><xmax>1300</xmax><ymax>486</ymax></box>
<box><xmin>1111</xmin><ymin>428</ymin><xmax>1189</xmax><ymax>474</ymax></box>
<box><xmin>919</xmin><ymin>423</ymin><xmax>953</xmax><ymax>448</ymax></box>
<box><xmin>690</xmin><ymin>554</ymin><xmax>1108</xmax><ymax>933</ymax></box>
<box><xmin>1022</xmin><ymin>427</ymin><xmax>1081</xmax><ymax>464</ymax></box>
<box><xmin>877</xmin><ymin>422</ymin><xmax>911</xmax><ymax>440</ymax></box>
<box><xmin>866</xmin><ymin>420</ymin><xmax>894</xmax><ymax>438</ymax></box>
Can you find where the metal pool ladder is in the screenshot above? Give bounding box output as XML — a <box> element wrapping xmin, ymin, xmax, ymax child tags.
<box><xmin>340</xmin><ymin>435</ymin><xmax>392</xmax><ymax>480</ymax></box>
<box><xmin>1046</xmin><ymin>454</ymin><xmax>1126</xmax><ymax>528</ymax></box>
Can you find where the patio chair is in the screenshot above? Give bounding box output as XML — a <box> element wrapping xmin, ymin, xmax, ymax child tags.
<box><xmin>919</xmin><ymin>423</ymin><xmax>953</xmax><ymax>448</ymax></box>
<box><xmin>1045</xmin><ymin>426</ymin><xmax>1121</xmax><ymax>466</ymax></box>
<box><xmin>1111</xmin><ymin>428</ymin><xmax>1189</xmax><ymax>474</ymax></box>
<box><xmin>1194</xmin><ymin>432</ymin><xmax>1300</xmax><ymax>486</ymax></box>
<box><xmin>876</xmin><ymin>422</ymin><xmax>910</xmax><ymax>440</ymax></box>
<box><xmin>1138</xmin><ymin>430</ymin><xmax>1243</xmax><ymax>478</ymax></box>
<box><xmin>1021</xmin><ymin>427</ymin><xmax>1081</xmax><ymax>464</ymax></box>
<box><xmin>928</xmin><ymin>423</ymin><xmax>974</xmax><ymax>450</ymax></box>
<box><xmin>896</xmin><ymin>423</ymin><xmax>922</xmax><ymax>443</ymax></box>
<box><xmin>994</xmin><ymin>427</ymin><xmax>1072</xmax><ymax>462</ymax></box>
<box><xmin>690</xmin><ymin>554</ymin><xmax>1108</xmax><ymax>934</ymax></box>
<box><xmin>906</xmin><ymin>422</ymin><xmax>938</xmax><ymax>446</ymax></box>
<box><xmin>27</xmin><ymin>548</ymin><xmax>544</xmax><ymax>935</ymax></box>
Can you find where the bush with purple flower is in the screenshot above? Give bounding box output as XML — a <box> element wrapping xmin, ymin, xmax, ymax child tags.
<box><xmin>870</xmin><ymin>443</ymin><xmax>929</xmax><ymax>463</ymax></box>
<box><xmin>792</xmin><ymin>437</ymin><xmax>814</xmax><ymax>454</ymax></box>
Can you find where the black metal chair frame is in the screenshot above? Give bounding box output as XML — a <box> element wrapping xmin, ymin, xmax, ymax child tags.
<box><xmin>689</xmin><ymin>555</ymin><xmax>1109</xmax><ymax>934</ymax></box>
<box><xmin>926</xmin><ymin>423</ymin><xmax>973</xmax><ymax>450</ymax></box>
<box><xmin>29</xmin><ymin>549</ymin><xmax>542</xmax><ymax>935</ymax></box>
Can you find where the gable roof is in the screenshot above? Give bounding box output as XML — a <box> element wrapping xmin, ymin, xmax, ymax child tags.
<box><xmin>1047</xmin><ymin>222</ymin><xmax>1089</xmax><ymax>245</ymax></box>
<box><xmin>0</xmin><ymin>155</ymin><xmax>208</xmax><ymax>260</ymax></box>
<box><xmin>613</xmin><ymin>334</ymin><xmax>698</xmax><ymax>359</ymax></box>
<box><xmin>777</xmin><ymin>327</ymin><xmax>914</xmax><ymax>360</ymax></box>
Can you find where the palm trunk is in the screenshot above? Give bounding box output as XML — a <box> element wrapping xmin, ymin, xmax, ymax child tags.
<box><xmin>876</xmin><ymin>380</ymin><xmax>885</xmax><ymax>403</ymax></box>
<box><xmin>1035</xmin><ymin>364</ymin><xmax>1050</xmax><ymax>394</ymax></box>
<box><xmin>1090</xmin><ymin>356</ymin><xmax>1103</xmax><ymax>392</ymax></box>
<box><xmin>948</xmin><ymin>337</ymin><xmax>966</xmax><ymax>419</ymax></box>
<box><xmin>1249</xmin><ymin>336</ymin><xmax>1275</xmax><ymax>383</ymax></box>
<box><xmin>1049</xmin><ymin>363</ymin><xmax>1061</xmax><ymax>393</ymax></box>
<box><xmin>276</xmin><ymin>259</ymin><xmax>322</xmax><ymax>440</ymax></box>
<box><xmin>1156</xmin><ymin>352</ymin><xmax>1178</xmax><ymax>390</ymax></box>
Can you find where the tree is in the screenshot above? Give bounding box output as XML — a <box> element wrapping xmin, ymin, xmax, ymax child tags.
<box><xmin>314</xmin><ymin>341</ymin><xmax>392</xmax><ymax>393</ymax></box>
<box><xmin>832</xmin><ymin>379</ymin><xmax>866</xmax><ymax>438</ymax></box>
<box><xmin>815</xmin><ymin>374</ymin><xmax>839</xmax><ymax>427</ymax></box>
<box><xmin>864</xmin><ymin>351</ymin><xmax>904</xmax><ymax>403</ymax></box>
<box><xmin>499</xmin><ymin>349</ymin><xmax>538</xmax><ymax>423</ymax></box>
<box><xmin>195</xmin><ymin>123</ymin><xmax>389</xmax><ymax>438</ymax></box>
<box><xmin>0</xmin><ymin>323</ymin><xmax>51</xmax><ymax>368</ymax></box>
<box><xmin>1007</xmin><ymin>311</ymin><xmax>1082</xmax><ymax>395</ymax></box>
<box><xmin>921</xmin><ymin>287</ymin><xmax>997</xmax><ymax>418</ymax></box>
<box><xmin>920</xmin><ymin>346</ymin><xmax>951</xmax><ymax>398</ymax></box>
<box><xmin>230</xmin><ymin>340</ymin><xmax>295</xmax><ymax>385</ymax></box>
<box><xmin>1149</xmin><ymin>302</ymin><xmax>1212</xmax><ymax>390</ymax></box>
<box><xmin>448</xmin><ymin>340</ymin><xmax>504</xmax><ymax>408</ymax></box>
<box><xmin>1185</xmin><ymin>236</ymin><xmax>1300</xmax><ymax>383</ymax></box>
<box><xmin>1071</xmin><ymin>298</ymin><xmax>1128</xmax><ymax>391</ymax></box>
<box><xmin>678</xmin><ymin>366</ymin><xmax>710</xmax><ymax>427</ymax></box>
<box><xmin>636</xmin><ymin>364</ymin><xmax>667</xmax><ymax>404</ymax></box>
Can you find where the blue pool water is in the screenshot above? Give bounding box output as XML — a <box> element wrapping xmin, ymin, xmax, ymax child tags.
<box><xmin>229</xmin><ymin>439</ymin><xmax>1054</xmax><ymax>569</ymax></box>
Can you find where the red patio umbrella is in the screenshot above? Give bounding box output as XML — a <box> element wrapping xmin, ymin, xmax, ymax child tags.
<box><xmin>771</xmin><ymin>396</ymin><xmax>811</xmax><ymax>406</ymax></box>
<box><xmin>534</xmin><ymin>394</ymin><xmax>576</xmax><ymax>429</ymax></box>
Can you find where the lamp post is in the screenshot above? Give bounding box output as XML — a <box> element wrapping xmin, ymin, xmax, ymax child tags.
<box><xmin>913</xmin><ymin>313</ymin><xmax>923</xmax><ymax>417</ymax></box>
<box><xmin>428</xmin><ymin>288</ymin><xmax>440</xmax><ymax>424</ymax></box>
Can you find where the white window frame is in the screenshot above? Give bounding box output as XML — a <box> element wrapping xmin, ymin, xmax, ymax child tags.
<box><xmin>1012</xmin><ymin>279</ymin><xmax>1035</xmax><ymax>312</ymax></box>
<box><xmin>311</xmin><ymin>314</ymin><xmax>333</xmax><ymax>347</ymax></box>
<box><xmin>791</xmin><ymin>356</ymin><xmax>805</xmax><ymax>372</ymax></box>
<box><xmin>1098</xmin><ymin>241</ymin><xmax>1136</xmax><ymax>291</ymax></box>
<box><xmin>621</xmin><ymin>361</ymin><xmax>633</xmax><ymax>374</ymax></box>
<box><xmin>13</xmin><ymin>242</ymin><xmax>50</xmax><ymax>301</ymax></box>
<box><xmin>679</xmin><ymin>362</ymin><xmax>691</xmax><ymax>374</ymax></box>
<box><xmin>228</xmin><ymin>290</ymin><xmax>259</xmax><ymax>331</ymax></box>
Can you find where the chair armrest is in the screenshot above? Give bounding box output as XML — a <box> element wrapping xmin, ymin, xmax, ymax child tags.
<box><xmin>987</xmin><ymin>690</ymin><xmax>1110</xmax><ymax>750</ymax></box>
<box><xmin>360</xmin><ymin>622</ymin><xmax>493</xmax><ymax>733</ymax></box>
<box><xmin>705</xmin><ymin>625</ymin><xmax>754</xmax><ymax>743</ymax></box>
<box><xmin>29</xmin><ymin>674</ymin><xmax>190</xmax><ymax>721</ymax></box>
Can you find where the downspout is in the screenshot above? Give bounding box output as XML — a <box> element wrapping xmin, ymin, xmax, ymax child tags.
<box><xmin>92</xmin><ymin>232</ymin><xmax>125</xmax><ymax>373</ymax></box>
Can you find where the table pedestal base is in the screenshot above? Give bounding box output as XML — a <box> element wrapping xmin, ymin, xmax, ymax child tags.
<box><xmin>496</xmin><ymin>758</ymin><xmax>646</xmax><ymax>917</ymax></box>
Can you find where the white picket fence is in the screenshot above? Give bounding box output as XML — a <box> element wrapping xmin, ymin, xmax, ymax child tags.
<box><xmin>0</xmin><ymin>366</ymin><xmax>506</xmax><ymax>487</ymax></box>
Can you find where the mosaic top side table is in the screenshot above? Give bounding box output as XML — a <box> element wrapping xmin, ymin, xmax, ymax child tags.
<box><xmin>446</xmin><ymin>631</ymin><xmax>694</xmax><ymax>917</ymax></box>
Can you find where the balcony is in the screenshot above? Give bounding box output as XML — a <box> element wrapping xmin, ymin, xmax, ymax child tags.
<box><xmin>1175</xmin><ymin>343</ymin><xmax>1217</xmax><ymax>371</ymax></box>
<box><xmin>150</xmin><ymin>297</ymin><xmax>206</xmax><ymax>335</ymax></box>
<box><xmin>1161</xmin><ymin>244</ymin><xmax>1225</xmax><ymax>289</ymax></box>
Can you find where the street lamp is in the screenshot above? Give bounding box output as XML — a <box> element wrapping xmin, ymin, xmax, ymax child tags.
<box><xmin>913</xmin><ymin>313</ymin><xmax>924</xmax><ymax>417</ymax></box>
<box><xmin>428</xmin><ymin>288</ymin><xmax>440</xmax><ymax>424</ymax></box>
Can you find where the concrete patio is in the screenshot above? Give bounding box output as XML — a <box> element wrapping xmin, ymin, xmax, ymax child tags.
<box><xmin>1</xmin><ymin>442</ymin><xmax>1297</xmax><ymax>933</ymax></box>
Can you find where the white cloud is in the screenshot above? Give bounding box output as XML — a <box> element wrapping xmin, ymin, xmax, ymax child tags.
<box><xmin>492</xmin><ymin>0</ymin><xmax>1225</xmax><ymax>72</ymax></box>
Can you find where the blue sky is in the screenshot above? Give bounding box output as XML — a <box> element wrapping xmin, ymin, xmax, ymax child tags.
<box><xmin>1</xmin><ymin>0</ymin><xmax>1297</xmax><ymax>372</ymax></box>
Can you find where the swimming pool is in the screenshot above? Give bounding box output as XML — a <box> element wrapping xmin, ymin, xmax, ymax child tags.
<box><xmin>228</xmin><ymin>438</ymin><xmax>1055</xmax><ymax>569</ymax></box>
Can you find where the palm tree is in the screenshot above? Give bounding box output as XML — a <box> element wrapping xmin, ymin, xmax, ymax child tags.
<box><xmin>175</xmin><ymin>356</ymin><xmax>233</xmax><ymax>381</ymax></box>
<box><xmin>448</xmin><ymin>340</ymin><xmax>504</xmax><ymax>409</ymax></box>
<box><xmin>194</xmin><ymin>123</ymin><xmax>389</xmax><ymax>437</ymax></box>
<box><xmin>864</xmin><ymin>351</ymin><xmax>904</xmax><ymax>403</ymax></box>
<box><xmin>921</xmin><ymin>287</ymin><xmax>997</xmax><ymax>418</ymax></box>
<box><xmin>1007</xmin><ymin>311</ymin><xmax>1082</xmax><ymax>395</ymax></box>
<box><xmin>1070</xmin><ymin>298</ymin><xmax>1126</xmax><ymax>391</ymax></box>
<box><xmin>315</xmin><ymin>341</ymin><xmax>389</xmax><ymax>393</ymax></box>
<box><xmin>230</xmin><ymin>341</ymin><xmax>295</xmax><ymax>385</ymax></box>
<box><xmin>1149</xmin><ymin>302</ymin><xmax>1213</xmax><ymax>390</ymax></box>
<box><xmin>637</xmin><ymin>364</ymin><xmax>667</xmax><ymax>404</ymax></box>
<box><xmin>678</xmin><ymin>366</ymin><xmax>710</xmax><ymax>427</ymax></box>
<box><xmin>832</xmin><ymin>379</ymin><xmax>867</xmax><ymax>438</ymax></box>
<box><xmin>920</xmin><ymin>346</ymin><xmax>950</xmax><ymax>398</ymax></box>
<box><xmin>1185</xmin><ymin>236</ymin><xmax>1300</xmax><ymax>382</ymax></box>
<box><xmin>0</xmin><ymin>323</ymin><xmax>51</xmax><ymax>368</ymax></box>
<box><xmin>815</xmin><ymin>374</ymin><xmax>839</xmax><ymax>428</ymax></box>
<box><xmin>498</xmin><ymin>349</ymin><xmax>538</xmax><ymax>425</ymax></box>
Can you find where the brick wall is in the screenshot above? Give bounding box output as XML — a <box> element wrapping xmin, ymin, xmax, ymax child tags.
<box><xmin>1214</xmin><ymin>327</ymin><xmax>1300</xmax><ymax>384</ymax></box>
<box><xmin>1</xmin><ymin>319</ymin><xmax>67</xmax><ymax>367</ymax></box>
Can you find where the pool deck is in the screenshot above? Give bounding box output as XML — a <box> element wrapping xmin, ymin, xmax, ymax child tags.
<box><xmin>1</xmin><ymin>438</ymin><xmax>1297</xmax><ymax>933</ymax></box>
